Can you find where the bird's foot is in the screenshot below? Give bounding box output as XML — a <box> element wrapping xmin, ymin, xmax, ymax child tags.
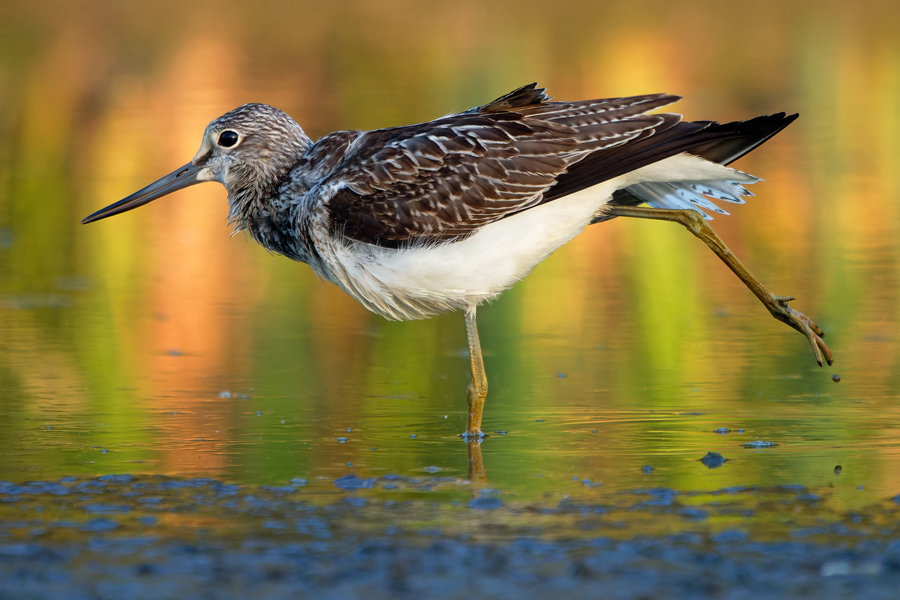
<box><xmin>764</xmin><ymin>294</ymin><xmax>834</xmax><ymax>366</ymax></box>
<box><xmin>459</xmin><ymin>429</ymin><xmax>487</xmax><ymax>441</ymax></box>
<box><xmin>462</xmin><ymin>377</ymin><xmax>488</xmax><ymax>442</ymax></box>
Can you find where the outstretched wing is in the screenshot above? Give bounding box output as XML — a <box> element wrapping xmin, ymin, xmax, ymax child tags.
<box><xmin>318</xmin><ymin>83</ymin><xmax>680</xmax><ymax>246</ymax></box>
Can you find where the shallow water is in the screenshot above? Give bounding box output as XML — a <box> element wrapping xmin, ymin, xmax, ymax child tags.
<box><xmin>1</xmin><ymin>0</ymin><xmax>899</xmax><ymax>596</ymax></box>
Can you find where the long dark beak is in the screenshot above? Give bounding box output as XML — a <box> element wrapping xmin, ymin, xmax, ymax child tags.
<box><xmin>81</xmin><ymin>162</ymin><xmax>204</xmax><ymax>224</ymax></box>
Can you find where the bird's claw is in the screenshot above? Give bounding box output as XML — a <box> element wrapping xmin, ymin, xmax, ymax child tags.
<box><xmin>767</xmin><ymin>296</ymin><xmax>834</xmax><ymax>366</ymax></box>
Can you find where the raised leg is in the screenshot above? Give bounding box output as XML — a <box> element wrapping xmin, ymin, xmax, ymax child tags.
<box><xmin>603</xmin><ymin>205</ymin><xmax>834</xmax><ymax>366</ymax></box>
<box><xmin>462</xmin><ymin>305</ymin><xmax>489</xmax><ymax>439</ymax></box>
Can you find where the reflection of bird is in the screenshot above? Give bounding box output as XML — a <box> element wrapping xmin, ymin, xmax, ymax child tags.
<box><xmin>82</xmin><ymin>83</ymin><xmax>833</xmax><ymax>438</ymax></box>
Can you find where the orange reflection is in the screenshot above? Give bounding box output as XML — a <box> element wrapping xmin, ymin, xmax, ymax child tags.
<box><xmin>0</xmin><ymin>0</ymin><xmax>898</xmax><ymax>492</ymax></box>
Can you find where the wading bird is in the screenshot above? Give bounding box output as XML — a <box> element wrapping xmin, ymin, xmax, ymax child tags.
<box><xmin>82</xmin><ymin>83</ymin><xmax>833</xmax><ymax>438</ymax></box>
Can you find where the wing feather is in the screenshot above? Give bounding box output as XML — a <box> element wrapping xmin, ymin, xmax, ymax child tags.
<box><xmin>320</xmin><ymin>83</ymin><xmax>679</xmax><ymax>246</ymax></box>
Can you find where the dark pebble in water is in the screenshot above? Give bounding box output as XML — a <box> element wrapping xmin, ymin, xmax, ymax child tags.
<box><xmin>742</xmin><ymin>440</ymin><xmax>778</xmax><ymax>449</ymax></box>
<box><xmin>678</xmin><ymin>507</ymin><xmax>709</xmax><ymax>521</ymax></box>
<box><xmin>834</xmin><ymin>465</ymin><xmax>842</xmax><ymax>475</ymax></box>
<box><xmin>712</xmin><ymin>530</ymin><xmax>748</xmax><ymax>544</ymax></box>
<box><xmin>82</xmin><ymin>503</ymin><xmax>131</xmax><ymax>514</ymax></box>
<box><xmin>832</xmin><ymin>374</ymin><xmax>841</xmax><ymax>383</ymax></box>
<box><xmin>333</xmin><ymin>474</ymin><xmax>376</xmax><ymax>491</ymax></box>
<box><xmin>98</xmin><ymin>474</ymin><xmax>134</xmax><ymax>483</ymax></box>
<box><xmin>642</xmin><ymin>465</ymin><xmax>654</xmax><ymax>474</ymax></box>
<box><xmin>80</xmin><ymin>518</ymin><xmax>119</xmax><ymax>532</ymax></box>
<box><xmin>467</xmin><ymin>497</ymin><xmax>503</xmax><ymax>510</ymax></box>
<box><xmin>0</xmin><ymin>544</ymin><xmax>41</xmax><ymax>557</ymax></box>
<box><xmin>137</xmin><ymin>497</ymin><xmax>162</xmax><ymax>504</ymax></box>
<box><xmin>700</xmin><ymin>452</ymin><xmax>726</xmax><ymax>469</ymax></box>
<box><xmin>629</xmin><ymin>489</ymin><xmax>677</xmax><ymax>508</ymax></box>
<box><xmin>260</xmin><ymin>485</ymin><xmax>294</xmax><ymax>494</ymax></box>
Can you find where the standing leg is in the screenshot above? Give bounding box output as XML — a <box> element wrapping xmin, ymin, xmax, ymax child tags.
<box><xmin>603</xmin><ymin>205</ymin><xmax>834</xmax><ymax>366</ymax></box>
<box><xmin>463</xmin><ymin>305</ymin><xmax>489</xmax><ymax>438</ymax></box>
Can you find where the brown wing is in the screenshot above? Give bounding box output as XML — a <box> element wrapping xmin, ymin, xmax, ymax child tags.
<box><xmin>320</xmin><ymin>83</ymin><xmax>680</xmax><ymax>246</ymax></box>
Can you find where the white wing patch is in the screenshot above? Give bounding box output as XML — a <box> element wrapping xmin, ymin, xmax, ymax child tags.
<box><xmin>622</xmin><ymin>153</ymin><xmax>760</xmax><ymax>220</ymax></box>
<box><xmin>626</xmin><ymin>179</ymin><xmax>757</xmax><ymax>219</ymax></box>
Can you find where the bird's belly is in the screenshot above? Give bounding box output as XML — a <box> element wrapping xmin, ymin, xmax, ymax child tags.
<box><xmin>329</xmin><ymin>181</ymin><xmax>619</xmax><ymax>321</ymax></box>
<box><xmin>315</xmin><ymin>153</ymin><xmax>757</xmax><ymax>321</ymax></box>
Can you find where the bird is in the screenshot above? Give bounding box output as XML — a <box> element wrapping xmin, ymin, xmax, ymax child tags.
<box><xmin>82</xmin><ymin>83</ymin><xmax>834</xmax><ymax>438</ymax></box>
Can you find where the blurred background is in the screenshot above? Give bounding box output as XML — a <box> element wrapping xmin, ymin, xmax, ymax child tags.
<box><xmin>0</xmin><ymin>0</ymin><xmax>898</xmax><ymax>505</ymax></box>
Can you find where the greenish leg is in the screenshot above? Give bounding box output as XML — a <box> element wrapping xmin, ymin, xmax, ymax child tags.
<box><xmin>603</xmin><ymin>205</ymin><xmax>834</xmax><ymax>366</ymax></box>
<box><xmin>462</xmin><ymin>306</ymin><xmax>489</xmax><ymax>439</ymax></box>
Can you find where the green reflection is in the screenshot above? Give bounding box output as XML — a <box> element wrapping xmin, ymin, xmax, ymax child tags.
<box><xmin>0</xmin><ymin>0</ymin><xmax>898</xmax><ymax>515</ymax></box>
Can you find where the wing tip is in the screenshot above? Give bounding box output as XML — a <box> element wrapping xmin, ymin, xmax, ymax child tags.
<box><xmin>476</xmin><ymin>83</ymin><xmax>552</xmax><ymax>113</ymax></box>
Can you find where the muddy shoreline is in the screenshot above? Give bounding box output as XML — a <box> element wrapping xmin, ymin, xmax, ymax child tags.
<box><xmin>2</xmin><ymin>475</ymin><xmax>899</xmax><ymax>599</ymax></box>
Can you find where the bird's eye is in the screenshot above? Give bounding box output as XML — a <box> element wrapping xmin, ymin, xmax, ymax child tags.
<box><xmin>218</xmin><ymin>130</ymin><xmax>239</xmax><ymax>148</ymax></box>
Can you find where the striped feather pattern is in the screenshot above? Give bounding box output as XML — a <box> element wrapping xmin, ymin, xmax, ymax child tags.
<box><xmin>320</xmin><ymin>84</ymin><xmax>680</xmax><ymax>245</ymax></box>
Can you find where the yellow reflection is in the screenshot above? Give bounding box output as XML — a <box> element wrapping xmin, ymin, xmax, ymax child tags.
<box><xmin>0</xmin><ymin>0</ymin><xmax>898</xmax><ymax>493</ymax></box>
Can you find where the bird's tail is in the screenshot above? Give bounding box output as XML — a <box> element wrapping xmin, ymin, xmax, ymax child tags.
<box><xmin>580</xmin><ymin>112</ymin><xmax>798</xmax><ymax>223</ymax></box>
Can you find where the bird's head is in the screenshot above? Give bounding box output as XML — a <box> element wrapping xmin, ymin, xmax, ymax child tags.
<box><xmin>81</xmin><ymin>104</ymin><xmax>311</xmax><ymax>226</ymax></box>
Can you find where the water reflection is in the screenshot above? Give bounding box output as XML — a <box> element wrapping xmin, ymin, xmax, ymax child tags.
<box><xmin>0</xmin><ymin>0</ymin><xmax>899</xmax><ymax>507</ymax></box>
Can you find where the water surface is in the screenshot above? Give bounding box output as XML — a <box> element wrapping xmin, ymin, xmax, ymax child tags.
<box><xmin>1</xmin><ymin>0</ymin><xmax>899</xmax><ymax>539</ymax></box>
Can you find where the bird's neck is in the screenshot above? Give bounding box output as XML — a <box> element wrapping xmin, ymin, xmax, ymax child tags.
<box><xmin>230</xmin><ymin>172</ymin><xmax>316</xmax><ymax>264</ymax></box>
<box><xmin>225</xmin><ymin>130</ymin><xmax>317</xmax><ymax>262</ymax></box>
